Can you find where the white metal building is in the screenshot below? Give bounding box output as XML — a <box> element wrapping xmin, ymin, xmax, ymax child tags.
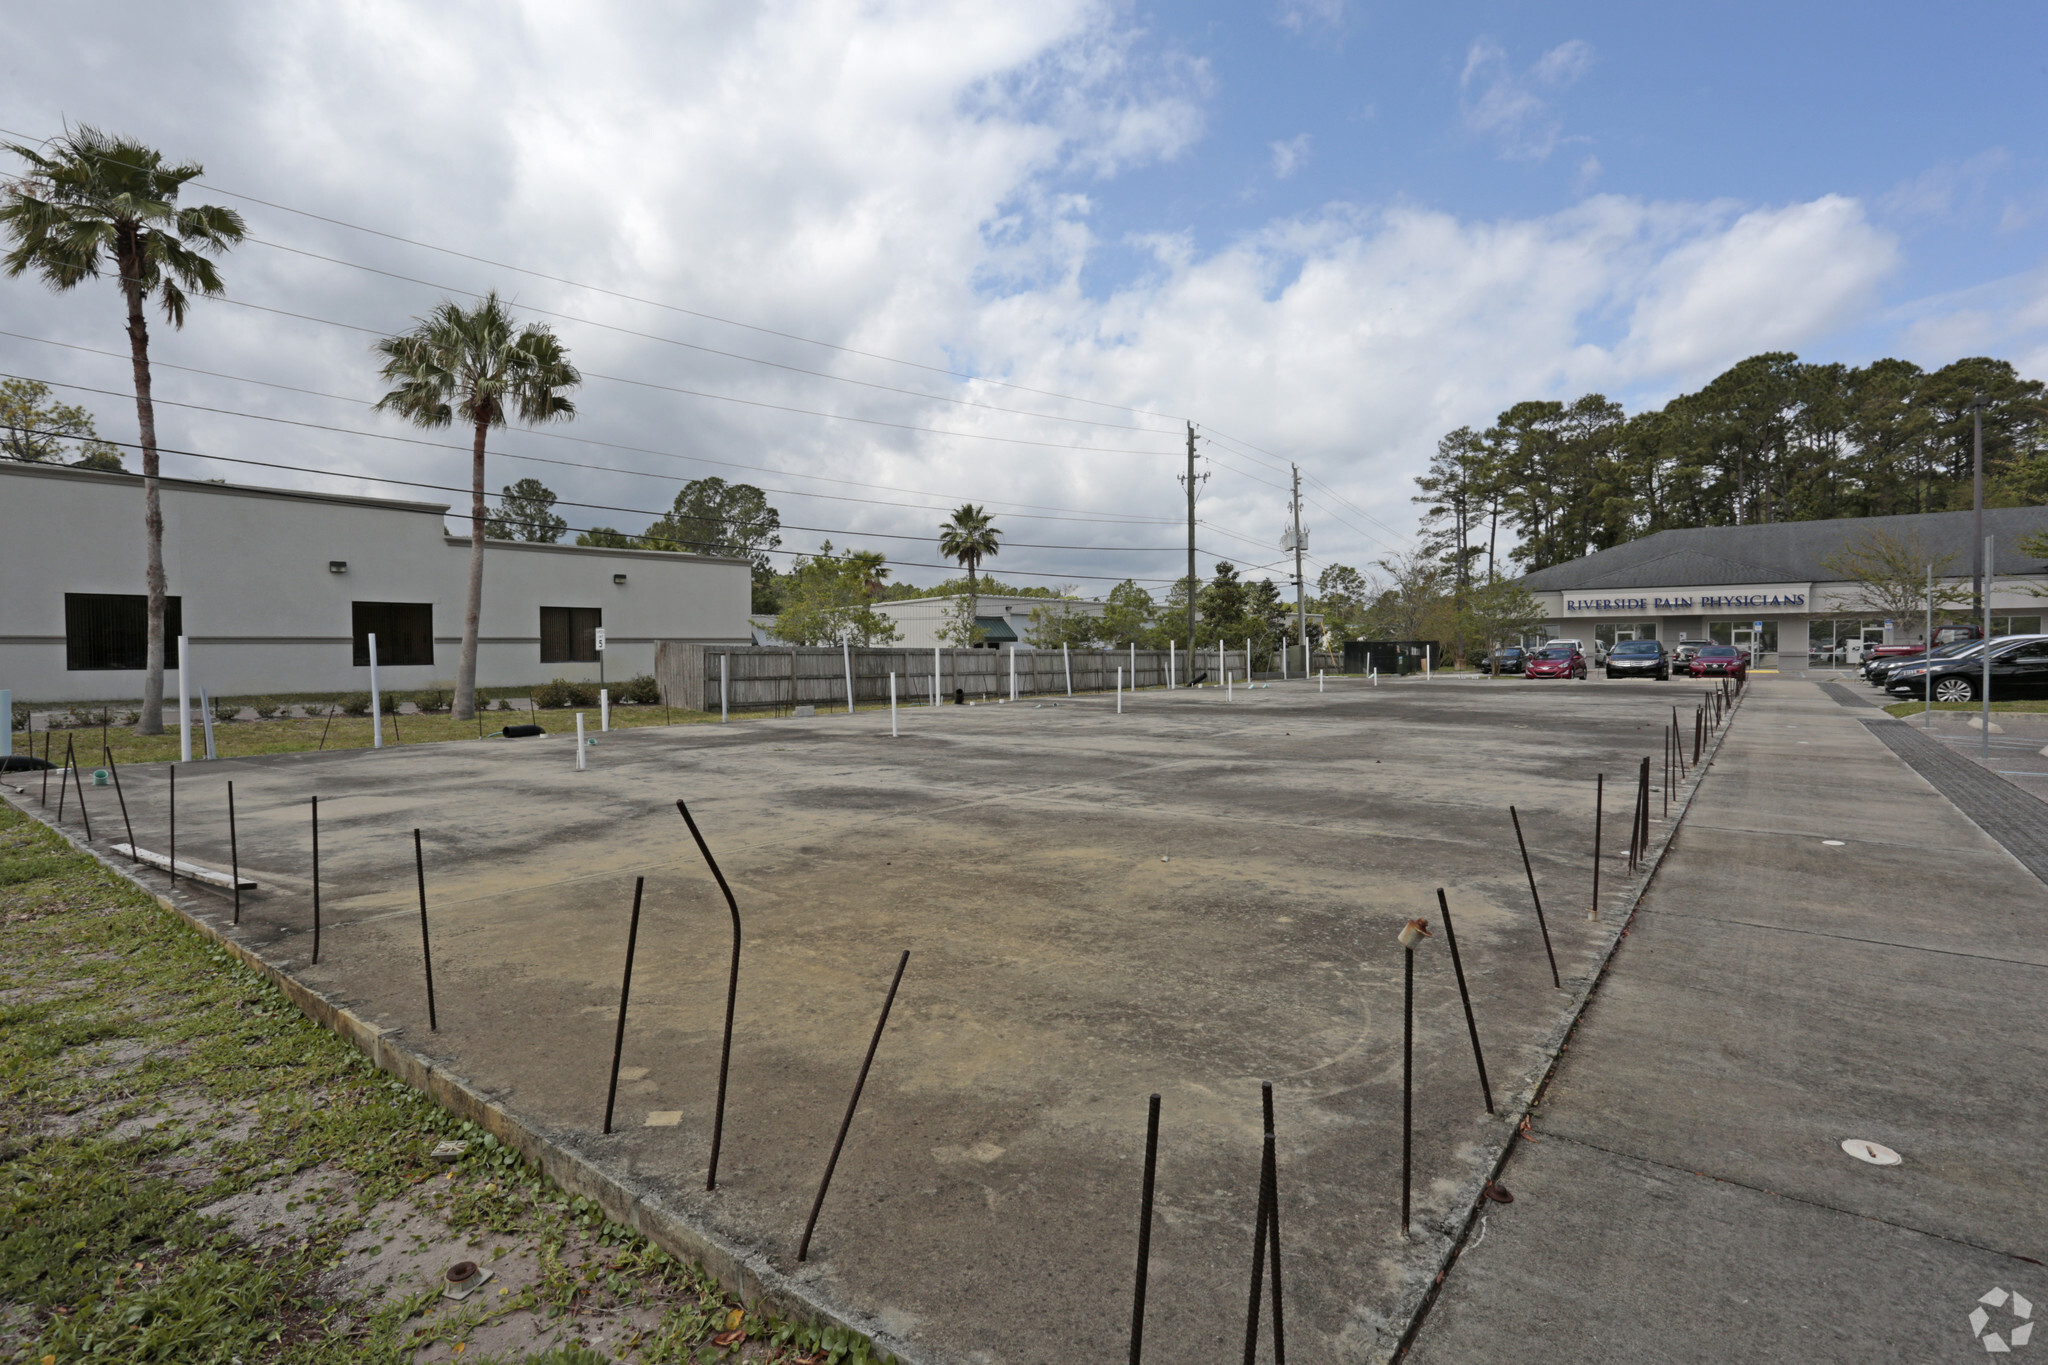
<box><xmin>870</xmin><ymin>593</ymin><xmax>1110</xmax><ymax>649</ymax></box>
<box><xmin>0</xmin><ymin>462</ymin><xmax>752</xmax><ymax>702</ymax></box>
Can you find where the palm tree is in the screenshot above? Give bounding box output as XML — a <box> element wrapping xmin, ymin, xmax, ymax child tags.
<box><xmin>374</xmin><ymin>294</ymin><xmax>579</xmax><ymax>721</ymax></box>
<box><xmin>2</xmin><ymin>128</ymin><xmax>245</xmax><ymax>735</ymax></box>
<box><xmin>938</xmin><ymin>504</ymin><xmax>1001</xmax><ymax>644</ymax></box>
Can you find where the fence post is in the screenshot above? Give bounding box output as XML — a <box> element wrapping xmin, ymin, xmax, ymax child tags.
<box><xmin>843</xmin><ymin>637</ymin><xmax>854</xmax><ymax>714</ymax></box>
<box><xmin>890</xmin><ymin>672</ymin><xmax>898</xmax><ymax>737</ymax></box>
<box><xmin>933</xmin><ymin>645</ymin><xmax>941</xmax><ymax>707</ymax></box>
<box><xmin>720</xmin><ymin>652</ymin><xmax>729</xmax><ymax>723</ymax></box>
<box><xmin>178</xmin><ymin>634</ymin><xmax>192</xmax><ymax>762</ymax></box>
<box><xmin>369</xmin><ymin>633</ymin><xmax>383</xmax><ymax>748</ymax></box>
<box><xmin>1065</xmin><ymin>643</ymin><xmax>1073</xmax><ymax>696</ymax></box>
<box><xmin>1131</xmin><ymin>641</ymin><xmax>1137</xmax><ymax>691</ymax></box>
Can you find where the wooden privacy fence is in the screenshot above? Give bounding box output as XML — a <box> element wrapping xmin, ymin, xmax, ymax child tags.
<box><xmin>655</xmin><ymin>644</ymin><xmax>1249</xmax><ymax>713</ymax></box>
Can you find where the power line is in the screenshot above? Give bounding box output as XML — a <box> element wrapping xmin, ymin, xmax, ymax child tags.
<box><xmin>0</xmin><ymin>121</ymin><xmax>1186</xmax><ymax>423</ymax></box>
<box><xmin>4</xmin><ymin>425</ymin><xmax>1224</xmax><ymax>585</ymax></box>
<box><xmin>244</xmin><ymin>236</ymin><xmax>1183</xmax><ymax>436</ymax></box>
<box><xmin>0</xmin><ymin>370</ymin><xmax>1212</xmax><ymax>555</ymax></box>
<box><xmin>0</xmin><ymin>340</ymin><xmax>1178</xmax><ymax>527</ymax></box>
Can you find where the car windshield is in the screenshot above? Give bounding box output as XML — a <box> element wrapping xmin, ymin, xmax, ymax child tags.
<box><xmin>1700</xmin><ymin>646</ymin><xmax>1738</xmax><ymax>657</ymax></box>
<box><xmin>1612</xmin><ymin>642</ymin><xmax>1660</xmax><ymax>656</ymax></box>
<box><xmin>1536</xmin><ymin>647</ymin><xmax>1574</xmax><ymax>659</ymax></box>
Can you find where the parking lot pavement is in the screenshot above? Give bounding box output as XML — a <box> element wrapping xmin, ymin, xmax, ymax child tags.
<box><xmin>1405</xmin><ymin>680</ymin><xmax>2048</xmax><ymax>1364</ymax></box>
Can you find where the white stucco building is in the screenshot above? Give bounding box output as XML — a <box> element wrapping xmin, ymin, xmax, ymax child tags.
<box><xmin>0</xmin><ymin>462</ymin><xmax>752</xmax><ymax>702</ymax></box>
<box><xmin>870</xmin><ymin>593</ymin><xmax>1110</xmax><ymax>649</ymax></box>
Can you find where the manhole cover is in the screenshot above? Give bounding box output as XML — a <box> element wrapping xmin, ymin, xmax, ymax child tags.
<box><xmin>1841</xmin><ymin>1138</ymin><xmax>1901</xmax><ymax>1166</ymax></box>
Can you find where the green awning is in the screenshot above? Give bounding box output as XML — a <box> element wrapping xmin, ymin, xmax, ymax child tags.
<box><xmin>976</xmin><ymin>616</ymin><xmax>1019</xmax><ymax>642</ymax></box>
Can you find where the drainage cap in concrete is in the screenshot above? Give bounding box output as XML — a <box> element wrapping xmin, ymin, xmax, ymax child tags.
<box><xmin>1841</xmin><ymin>1138</ymin><xmax>1901</xmax><ymax>1166</ymax></box>
<box><xmin>1821</xmin><ymin>839</ymin><xmax>1846</xmax><ymax>846</ymax></box>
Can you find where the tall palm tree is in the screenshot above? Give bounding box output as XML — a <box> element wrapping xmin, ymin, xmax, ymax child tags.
<box><xmin>374</xmin><ymin>294</ymin><xmax>579</xmax><ymax>720</ymax></box>
<box><xmin>2</xmin><ymin>128</ymin><xmax>245</xmax><ymax>735</ymax></box>
<box><xmin>938</xmin><ymin>504</ymin><xmax>1001</xmax><ymax>644</ymax></box>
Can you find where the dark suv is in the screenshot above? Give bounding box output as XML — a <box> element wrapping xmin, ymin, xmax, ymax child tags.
<box><xmin>1604</xmin><ymin>639</ymin><xmax>1669</xmax><ymax>680</ymax></box>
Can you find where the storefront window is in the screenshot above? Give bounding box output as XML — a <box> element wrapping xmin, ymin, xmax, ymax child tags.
<box><xmin>1592</xmin><ymin>622</ymin><xmax>1659</xmax><ymax>648</ymax></box>
<box><xmin>1992</xmin><ymin>615</ymin><xmax>2043</xmax><ymax>636</ymax></box>
<box><xmin>1709</xmin><ymin>620</ymin><xmax>1778</xmax><ymax>655</ymax></box>
<box><xmin>1809</xmin><ymin>618</ymin><xmax>1887</xmax><ymax>663</ymax></box>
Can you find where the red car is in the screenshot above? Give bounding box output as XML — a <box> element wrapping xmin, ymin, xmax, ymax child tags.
<box><xmin>1689</xmin><ymin>644</ymin><xmax>1749</xmax><ymax>680</ymax></box>
<box><xmin>1524</xmin><ymin>645</ymin><xmax>1587</xmax><ymax>679</ymax></box>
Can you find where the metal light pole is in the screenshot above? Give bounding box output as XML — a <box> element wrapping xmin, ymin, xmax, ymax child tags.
<box><xmin>1982</xmin><ymin>534</ymin><xmax>1994</xmax><ymax>760</ymax></box>
<box><xmin>1180</xmin><ymin>423</ymin><xmax>1205</xmax><ymax>684</ymax></box>
<box><xmin>1970</xmin><ymin>393</ymin><xmax>1987</xmax><ymax>614</ymax></box>
<box><xmin>1290</xmin><ymin>465</ymin><xmax>1308</xmax><ymax>673</ymax></box>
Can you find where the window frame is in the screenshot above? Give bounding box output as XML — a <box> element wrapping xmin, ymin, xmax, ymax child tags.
<box><xmin>63</xmin><ymin>592</ymin><xmax>185</xmax><ymax>671</ymax></box>
<box><xmin>351</xmin><ymin>601</ymin><xmax>435</xmax><ymax>667</ymax></box>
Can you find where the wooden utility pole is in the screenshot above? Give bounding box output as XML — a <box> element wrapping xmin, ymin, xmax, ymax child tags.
<box><xmin>1290</xmin><ymin>464</ymin><xmax>1308</xmax><ymax>668</ymax></box>
<box><xmin>1180</xmin><ymin>422</ymin><xmax>1205</xmax><ymax>682</ymax></box>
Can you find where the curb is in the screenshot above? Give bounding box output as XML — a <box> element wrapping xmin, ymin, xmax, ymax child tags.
<box><xmin>0</xmin><ymin>786</ymin><xmax>927</xmax><ymax>1365</ymax></box>
<box><xmin>1380</xmin><ymin>685</ymin><xmax>1749</xmax><ymax>1363</ymax></box>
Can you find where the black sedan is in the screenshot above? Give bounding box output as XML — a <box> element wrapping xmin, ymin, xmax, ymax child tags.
<box><xmin>1866</xmin><ymin>637</ymin><xmax>1982</xmax><ymax>687</ymax></box>
<box><xmin>1485</xmin><ymin>646</ymin><xmax>1527</xmax><ymax>675</ymax></box>
<box><xmin>1604</xmin><ymin>639</ymin><xmax>1670</xmax><ymax>680</ymax></box>
<box><xmin>1885</xmin><ymin>635</ymin><xmax>2048</xmax><ymax>703</ymax></box>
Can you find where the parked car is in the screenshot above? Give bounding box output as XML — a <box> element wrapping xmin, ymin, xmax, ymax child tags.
<box><xmin>1885</xmin><ymin>635</ymin><xmax>2048</xmax><ymax>702</ymax></box>
<box><xmin>1484</xmin><ymin>645</ymin><xmax>1527</xmax><ymax>675</ymax></box>
<box><xmin>1866</xmin><ymin>636</ymin><xmax>1983</xmax><ymax>687</ymax></box>
<box><xmin>1688</xmin><ymin>644</ymin><xmax>1749</xmax><ymax>680</ymax></box>
<box><xmin>1525</xmin><ymin>645</ymin><xmax>1587</xmax><ymax>679</ymax></box>
<box><xmin>1671</xmin><ymin>642</ymin><xmax>1703</xmax><ymax>667</ymax></box>
<box><xmin>1604</xmin><ymin>639</ymin><xmax>1670</xmax><ymax>680</ymax></box>
<box><xmin>1545</xmin><ymin>637</ymin><xmax>1606</xmax><ymax>664</ymax></box>
<box><xmin>1859</xmin><ymin>622</ymin><xmax>1982</xmax><ymax>679</ymax></box>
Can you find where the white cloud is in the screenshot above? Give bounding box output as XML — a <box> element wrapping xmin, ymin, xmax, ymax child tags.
<box><xmin>1274</xmin><ymin>0</ymin><xmax>1344</xmax><ymax>34</ymax></box>
<box><xmin>0</xmin><ymin>3</ymin><xmax>1912</xmax><ymax>582</ymax></box>
<box><xmin>1879</xmin><ymin>149</ymin><xmax>2008</xmax><ymax>221</ymax></box>
<box><xmin>1270</xmin><ymin>134</ymin><xmax>1312</xmax><ymax>179</ymax></box>
<box><xmin>1460</xmin><ymin>38</ymin><xmax>1592</xmax><ymax>162</ymax></box>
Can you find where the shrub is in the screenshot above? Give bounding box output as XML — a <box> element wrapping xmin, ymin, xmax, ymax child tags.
<box><xmin>413</xmin><ymin>687</ymin><xmax>451</xmax><ymax>713</ymax></box>
<box><xmin>532</xmin><ymin>678</ymin><xmax>575</xmax><ymax>709</ymax></box>
<box><xmin>620</xmin><ymin>674</ymin><xmax>662</xmax><ymax>705</ymax></box>
<box><xmin>340</xmin><ymin>692</ymin><xmax>372</xmax><ymax>716</ymax></box>
<box><xmin>10</xmin><ymin>701</ymin><xmax>30</xmax><ymax>734</ymax></box>
<box><xmin>211</xmin><ymin>699</ymin><xmax>240</xmax><ymax>724</ymax></box>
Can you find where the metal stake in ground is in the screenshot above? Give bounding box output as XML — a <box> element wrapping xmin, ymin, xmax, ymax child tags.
<box><xmin>228</xmin><ymin>781</ymin><xmax>241</xmax><ymax>924</ymax></box>
<box><xmin>414</xmin><ymin>829</ymin><xmax>437</xmax><ymax>1031</ymax></box>
<box><xmin>309</xmin><ymin>795</ymin><xmax>320</xmax><ymax>964</ymax></box>
<box><xmin>40</xmin><ymin>727</ymin><xmax>51</xmax><ymax>805</ymax></box>
<box><xmin>674</xmin><ymin>798</ymin><xmax>744</xmax><ymax>1191</ymax></box>
<box><xmin>169</xmin><ymin>765</ymin><xmax>177</xmax><ymax>888</ymax></box>
<box><xmin>57</xmin><ymin>734</ymin><xmax>72</xmax><ymax>821</ymax></box>
<box><xmin>1398</xmin><ymin>918</ymin><xmax>1431</xmax><ymax>1233</ymax></box>
<box><xmin>1638</xmin><ymin>756</ymin><xmax>1651</xmax><ymax>862</ymax></box>
<box><xmin>1240</xmin><ymin>1080</ymin><xmax>1286</xmax><ymax>1365</ymax></box>
<box><xmin>104</xmin><ymin>747</ymin><xmax>136</xmax><ymax>862</ymax></box>
<box><xmin>1435</xmin><ymin>889</ymin><xmax>1494</xmax><ymax>1113</ymax></box>
<box><xmin>1129</xmin><ymin>1092</ymin><xmax>1160</xmax><ymax>1365</ymax></box>
<box><xmin>797</xmin><ymin>949</ymin><xmax>910</xmax><ymax>1262</ymax></box>
<box><xmin>1589</xmin><ymin>773</ymin><xmax>1602</xmax><ymax>921</ymax></box>
<box><xmin>602</xmin><ymin>876</ymin><xmax>647</xmax><ymax>1135</ymax></box>
<box><xmin>1508</xmin><ymin>806</ymin><xmax>1561</xmax><ymax>988</ymax></box>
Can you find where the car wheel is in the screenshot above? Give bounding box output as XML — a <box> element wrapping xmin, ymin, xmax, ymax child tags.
<box><xmin>1933</xmin><ymin>677</ymin><xmax>1975</xmax><ymax>704</ymax></box>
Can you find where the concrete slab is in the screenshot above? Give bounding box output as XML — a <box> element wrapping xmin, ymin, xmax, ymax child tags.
<box><xmin>32</xmin><ymin>677</ymin><xmax>1705</xmax><ymax>1364</ymax></box>
<box><xmin>1407</xmin><ymin>680</ymin><xmax>2048</xmax><ymax>1363</ymax></box>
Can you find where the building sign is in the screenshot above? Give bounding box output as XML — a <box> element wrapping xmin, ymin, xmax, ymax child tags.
<box><xmin>1559</xmin><ymin>585</ymin><xmax>1808</xmax><ymax>614</ymax></box>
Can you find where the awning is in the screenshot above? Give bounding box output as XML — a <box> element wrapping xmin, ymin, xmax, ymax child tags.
<box><xmin>976</xmin><ymin>616</ymin><xmax>1019</xmax><ymax>642</ymax></box>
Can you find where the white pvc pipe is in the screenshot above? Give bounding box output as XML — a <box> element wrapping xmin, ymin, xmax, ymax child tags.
<box><xmin>199</xmin><ymin>686</ymin><xmax>218</xmax><ymax>760</ymax></box>
<box><xmin>1009</xmin><ymin>647</ymin><xmax>1017</xmax><ymax>702</ymax></box>
<box><xmin>1425</xmin><ymin>649</ymin><xmax>1432</xmax><ymax>682</ymax></box>
<box><xmin>575</xmin><ymin>712</ymin><xmax>586</xmax><ymax>770</ymax></box>
<box><xmin>1227</xmin><ymin>670</ymin><xmax>1233</xmax><ymax>701</ymax></box>
<box><xmin>720</xmin><ymin>653</ymin><xmax>729</xmax><ymax>723</ymax></box>
<box><xmin>1169</xmin><ymin>640</ymin><xmax>1176</xmax><ymax>688</ymax></box>
<box><xmin>178</xmin><ymin>634</ymin><xmax>191</xmax><ymax>762</ymax></box>
<box><xmin>600</xmin><ymin>688</ymin><xmax>610</xmax><ymax>732</ymax></box>
<box><xmin>1247</xmin><ymin>638</ymin><xmax>1252</xmax><ymax>683</ymax></box>
<box><xmin>933</xmin><ymin>645</ymin><xmax>941</xmax><ymax>706</ymax></box>
<box><xmin>1064</xmin><ymin>643</ymin><xmax>1072</xmax><ymax>696</ymax></box>
<box><xmin>843</xmin><ymin>637</ymin><xmax>854</xmax><ymax>714</ymax></box>
<box><xmin>1130</xmin><ymin>641</ymin><xmax>1136</xmax><ymax>692</ymax></box>
<box><xmin>890</xmin><ymin>671</ymin><xmax>898</xmax><ymax>737</ymax></box>
<box><xmin>368</xmin><ymin>633</ymin><xmax>382</xmax><ymax>749</ymax></box>
<box><xmin>1318</xmin><ymin>669</ymin><xmax>1324</xmax><ymax>693</ymax></box>
<box><xmin>1116</xmin><ymin>666</ymin><xmax>1123</xmax><ymax>714</ymax></box>
<box><xmin>0</xmin><ymin>689</ymin><xmax>10</xmax><ymax>759</ymax></box>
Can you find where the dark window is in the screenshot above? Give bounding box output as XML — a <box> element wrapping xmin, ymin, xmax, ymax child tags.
<box><xmin>540</xmin><ymin>606</ymin><xmax>602</xmax><ymax>663</ymax></box>
<box><xmin>65</xmin><ymin>593</ymin><xmax>183</xmax><ymax>671</ymax></box>
<box><xmin>352</xmin><ymin>602</ymin><xmax>434</xmax><ymax>666</ymax></box>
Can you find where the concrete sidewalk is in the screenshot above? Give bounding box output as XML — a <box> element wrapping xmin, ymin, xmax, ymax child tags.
<box><xmin>1406</xmin><ymin>679</ymin><xmax>2048</xmax><ymax>1363</ymax></box>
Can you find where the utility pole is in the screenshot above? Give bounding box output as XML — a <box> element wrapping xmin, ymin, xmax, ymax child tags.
<box><xmin>1970</xmin><ymin>393</ymin><xmax>1986</xmax><ymax>614</ymax></box>
<box><xmin>1179</xmin><ymin>422</ymin><xmax>1205</xmax><ymax>684</ymax></box>
<box><xmin>1289</xmin><ymin>464</ymin><xmax>1308</xmax><ymax>669</ymax></box>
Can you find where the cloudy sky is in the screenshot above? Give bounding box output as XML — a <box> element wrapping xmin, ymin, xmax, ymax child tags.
<box><xmin>3</xmin><ymin>1</ymin><xmax>2044</xmax><ymax>593</ymax></box>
